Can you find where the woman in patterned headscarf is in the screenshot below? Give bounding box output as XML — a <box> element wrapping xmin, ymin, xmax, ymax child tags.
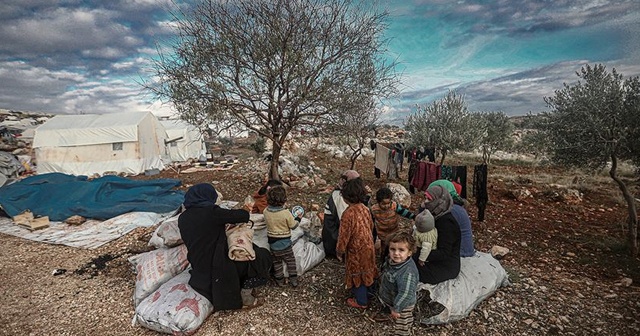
<box><xmin>178</xmin><ymin>183</ymin><xmax>272</xmax><ymax>310</ymax></box>
<box><xmin>429</xmin><ymin>179</ymin><xmax>476</xmax><ymax>257</ymax></box>
<box><xmin>413</xmin><ymin>185</ymin><xmax>461</xmax><ymax>284</ymax></box>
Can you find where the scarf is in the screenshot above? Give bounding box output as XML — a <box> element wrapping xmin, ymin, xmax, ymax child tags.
<box><xmin>423</xmin><ymin>185</ymin><xmax>453</xmax><ymax>219</ymax></box>
<box><xmin>428</xmin><ymin>179</ymin><xmax>464</xmax><ymax>204</ymax></box>
<box><xmin>183</xmin><ymin>183</ymin><xmax>218</xmax><ymax>209</ymax></box>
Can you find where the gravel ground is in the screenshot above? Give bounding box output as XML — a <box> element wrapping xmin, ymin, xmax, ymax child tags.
<box><xmin>1</xmin><ymin>148</ymin><xmax>639</xmax><ymax>336</ymax></box>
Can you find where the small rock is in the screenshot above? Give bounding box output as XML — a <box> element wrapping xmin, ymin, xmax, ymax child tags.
<box><xmin>620</xmin><ymin>277</ymin><xmax>633</xmax><ymax>287</ymax></box>
<box><xmin>491</xmin><ymin>245</ymin><xmax>510</xmax><ymax>259</ymax></box>
<box><xmin>52</xmin><ymin>269</ymin><xmax>67</xmax><ymax>276</ymax></box>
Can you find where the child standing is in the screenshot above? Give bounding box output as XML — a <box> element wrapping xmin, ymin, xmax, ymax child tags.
<box><xmin>370</xmin><ymin>187</ymin><xmax>416</xmax><ymax>260</ymax></box>
<box><xmin>336</xmin><ymin>178</ymin><xmax>378</xmax><ymax>309</ymax></box>
<box><xmin>413</xmin><ymin>209</ymin><xmax>438</xmax><ymax>266</ymax></box>
<box><xmin>378</xmin><ymin>231</ymin><xmax>419</xmax><ymax>336</ymax></box>
<box><xmin>263</xmin><ymin>185</ymin><xmax>299</xmax><ymax>287</ymax></box>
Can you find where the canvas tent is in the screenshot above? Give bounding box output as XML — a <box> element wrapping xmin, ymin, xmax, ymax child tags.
<box><xmin>32</xmin><ymin>111</ymin><xmax>169</xmax><ymax>176</ymax></box>
<box><xmin>160</xmin><ymin>120</ymin><xmax>206</xmax><ymax>162</ymax></box>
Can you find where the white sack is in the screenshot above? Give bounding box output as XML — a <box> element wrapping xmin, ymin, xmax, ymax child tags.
<box><xmin>134</xmin><ymin>270</ymin><xmax>213</xmax><ymax>335</ymax></box>
<box><xmin>148</xmin><ymin>214</ymin><xmax>182</xmax><ymax>248</ymax></box>
<box><xmin>283</xmin><ymin>237</ymin><xmax>325</xmax><ymax>277</ymax></box>
<box><xmin>418</xmin><ymin>251</ymin><xmax>510</xmax><ymax>324</ymax></box>
<box><xmin>129</xmin><ymin>244</ymin><xmax>189</xmax><ymax>305</ymax></box>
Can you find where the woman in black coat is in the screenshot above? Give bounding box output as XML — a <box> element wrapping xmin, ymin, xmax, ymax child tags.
<box><xmin>414</xmin><ymin>185</ymin><xmax>461</xmax><ymax>284</ymax></box>
<box><xmin>178</xmin><ymin>183</ymin><xmax>271</xmax><ymax>310</ymax></box>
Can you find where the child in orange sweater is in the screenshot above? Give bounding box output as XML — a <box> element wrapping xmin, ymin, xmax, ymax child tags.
<box><xmin>370</xmin><ymin>187</ymin><xmax>416</xmax><ymax>260</ymax></box>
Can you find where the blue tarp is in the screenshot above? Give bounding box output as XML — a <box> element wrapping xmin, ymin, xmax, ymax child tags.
<box><xmin>0</xmin><ymin>173</ymin><xmax>185</xmax><ymax>221</ymax></box>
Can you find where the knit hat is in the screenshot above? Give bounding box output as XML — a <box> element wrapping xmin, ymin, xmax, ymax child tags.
<box><xmin>415</xmin><ymin>209</ymin><xmax>435</xmax><ymax>233</ymax></box>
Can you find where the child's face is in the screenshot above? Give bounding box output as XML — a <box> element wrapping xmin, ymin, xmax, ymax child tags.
<box><xmin>378</xmin><ymin>198</ymin><xmax>392</xmax><ymax>210</ymax></box>
<box><xmin>388</xmin><ymin>241</ymin><xmax>412</xmax><ymax>263</ymax></box>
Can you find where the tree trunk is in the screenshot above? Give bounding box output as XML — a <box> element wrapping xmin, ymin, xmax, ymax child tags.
<box><xmin>349</xmin><ymin>148</ymin><xmax>362</xmax><ymax>170</ymax></box>
<box><xmin>269</xmin><ymin>140</ymin><xmax>283</xmax><ymax>181</ymax></box>
<box><xmin>440</xmin><ymin>149</ymin><xmax>447</xmax><ymax>166</ymax></box>
<box><xmin>609</xmin><ymin>154</ymin><xmax>638</xmax><ymax>257</ymax></box>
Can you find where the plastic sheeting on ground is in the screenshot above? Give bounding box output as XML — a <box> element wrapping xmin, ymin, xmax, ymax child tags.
<box><xmin>0</xmin><ymin>172</ymin><xmax>184</xmax><ymax>221</ymax></box>
<box><xmin>0</xmin><ymin>151</ymin><xmax>23</xmax><ymax>178</ymax></box>
<box><xmin>417</xmin><ymin>251</ymin><xmax>510</xmax><ymax>324</ymax></box>
<box><xmin>0</xmin><ymin>211</ymin><xmax>171</xmax><ymax>249</ymax></box>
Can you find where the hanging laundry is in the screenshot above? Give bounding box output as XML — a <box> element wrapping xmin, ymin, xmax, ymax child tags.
<box><xmin>473</xmin><ymin>164</ymin><xmax>488</xmax><ymax>221</ymax></box>
<box><xmin>375</xmin><ymin>144</ymin><xmax>391</xmax><ymax>175</ymax></box>
<box><xmin>440</xmin><ymin>165</ymin><xmax>453</xmax><ymax>180</ymax></box>
<box><xmin>452</xmin><ymin>165</ymin><xmax>468</xmax><ymax>199</ymax></box>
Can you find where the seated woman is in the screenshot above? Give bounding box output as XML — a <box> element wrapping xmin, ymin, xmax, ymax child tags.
<box><xmin>178</xmin><ymin>183</ymin><xmax>272</xmax><ymax>310</ymax></box>
<box><xmin>414</xmin><ymin>185</ymin><xmax>461</xmax><ymax>284</ymax></box>
<box><xmin>428</xmin><ymin>179</ymin><xmax>475</xmax><ymax>257</ymax></box>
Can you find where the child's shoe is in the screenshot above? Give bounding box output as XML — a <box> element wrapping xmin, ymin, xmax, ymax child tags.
<box><xmin>289</xmin><ymin>276</ymin><xmax>299</xmax><ymax>287</ymax></box>
<box><xmin>274</xmin><ymin>277</ymin><xmax>285</xmax><ymax>287</ymax></box>
<box><xmin>346</xmin><ymin>297</ymin><xmax>368</xmax><ymax>309</ymax></box>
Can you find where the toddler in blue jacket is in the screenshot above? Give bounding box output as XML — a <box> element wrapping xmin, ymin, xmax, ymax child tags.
<box><xmin>377</xmin><ymin>231</ymin><xmax>419</xmax><ymax>335</ymax></box>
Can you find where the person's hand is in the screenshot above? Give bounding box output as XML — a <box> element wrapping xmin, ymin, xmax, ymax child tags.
<box><xmin>390</xmin><ymin>310</ymin><xmax>400</xmax><ymax>319</ymax></box>
<box><xmin>336</xmin><ymin>253</ymin><xmax>343</xmax><ymax>262</ymax></box>
<box><xmin>365</xmin><ymin>185</ymin><xmax>372</xmax><ymax>194</ymax></box>
<box><xmin>418</xmin><ymin>260</ymin><xmax>425</xmax><ymax>267</ymax></box>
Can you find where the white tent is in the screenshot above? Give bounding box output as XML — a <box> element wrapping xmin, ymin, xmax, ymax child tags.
<box><xmin>160</xmin><ymin>120</ymin><xmax>206</xmax><ymax>162</ymax></box>
<box><xmin>33</xmin><ymin>112</ymin><xmax>169</xmax><ymax>176</ymax></box>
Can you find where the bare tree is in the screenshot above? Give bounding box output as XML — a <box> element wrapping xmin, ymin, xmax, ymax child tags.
<box><xmin>147</xmin><ymin>0</ymin><xmax>397</xmax><ymax>179</ymax></box>
<box><xmin>324</xmin><ymin>96</ymin><xmax>380</xmax><ymax>170</ymax></box>
<box><xmin>543</xmin><ymin>64</ymin><xmax>640</xmax><ymax>256</ymax></box>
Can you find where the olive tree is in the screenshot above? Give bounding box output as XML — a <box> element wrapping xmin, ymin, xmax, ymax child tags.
<box><xmin>147</xmin><ymin>0</ymin><xmax>397</xmax><ymax>179</ymax></box>
<box><xmin>405</xmin><ymin>90</ymin><xmax>482</xmax><ymax>164</ymax></box>
<box><xmin>473</xmin><ymin>111</ymin><xmax>514</xmax><ymax>164</ymax></box>
<box><xmin>543</xmin><ymin>64</ymin><xmax>640</xmax><ymax>256</ymax></box>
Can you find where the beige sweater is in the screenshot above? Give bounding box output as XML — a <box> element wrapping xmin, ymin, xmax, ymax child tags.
<box><xmin>263</xmin><ymin>207</ymin><xmax>297</xmax><ymax>239</ymax></box>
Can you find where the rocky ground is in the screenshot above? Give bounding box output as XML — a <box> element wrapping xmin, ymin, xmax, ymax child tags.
<box><xmin>1</xmin><ymin>144</ymin><xmax>639</xmax><ymax>336</ymax></box>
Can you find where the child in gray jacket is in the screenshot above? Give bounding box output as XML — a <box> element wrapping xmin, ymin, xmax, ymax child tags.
<box><xmin>377</xmin><ymin>231</ymin><xmax>419</xmax><ymax>335</ymax></box>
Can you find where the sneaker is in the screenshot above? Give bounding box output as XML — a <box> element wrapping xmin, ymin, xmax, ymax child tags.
<box><xmin>274</xmin><ymin>278</ymin><xmax>285</xmax><ymax>287</ymax></box>
<box><xmin>346</xmin><ymin>297</ymin><xmax>368</xmax><ymax>309</ymax></box>
<box><xmin>289</xmin><ymin>277</ymin><xmax>299</xmax><ymax>287</ymax></box>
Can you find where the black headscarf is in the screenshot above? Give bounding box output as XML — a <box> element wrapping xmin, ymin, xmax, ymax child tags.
<box><xmin>183</xmin><ymin>183</ymin><xmax>218</xmax><ymax>209</ymax></box>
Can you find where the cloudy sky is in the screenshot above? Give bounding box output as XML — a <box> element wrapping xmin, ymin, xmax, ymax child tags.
<box><xmin>1</xmin><ymin>0</ymin><xmax>639</xmax><ymax>124</ymax></box>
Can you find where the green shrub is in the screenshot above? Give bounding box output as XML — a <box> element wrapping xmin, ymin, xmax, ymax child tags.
<box><xmin>250</xmin><ymin>137</ymin><xmax>266</xmax><ymax>155</ymax></box>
